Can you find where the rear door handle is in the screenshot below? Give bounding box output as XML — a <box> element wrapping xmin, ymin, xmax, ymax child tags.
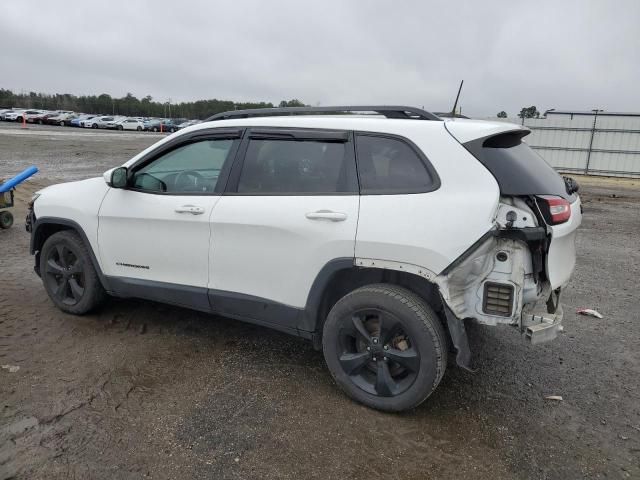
<box><xmin>305</xmin><ymin>210</ymin><xmax>347</xmax><ymax>222</ymax></box>
<box><xmin>175</xmin><ymin>205</ymin><xmax>205</xmax><ymax>215</ymax></box>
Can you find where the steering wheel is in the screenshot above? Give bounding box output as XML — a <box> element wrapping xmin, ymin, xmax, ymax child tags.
<box><xmin>174</xmin><ymin>170</ymin><xmax>207</xmax><ymax>192</ymax></box>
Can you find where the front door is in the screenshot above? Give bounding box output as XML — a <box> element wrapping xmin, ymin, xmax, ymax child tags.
<box><xmin>98</xmin><ymin>135</ymin><xmax>241</xmax><ymax>301</ymax></box>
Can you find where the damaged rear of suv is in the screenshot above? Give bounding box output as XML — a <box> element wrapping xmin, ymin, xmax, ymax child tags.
<box><xmin>27</xmin><ymin>106</ymin><xmax>581</xmax><ymax>412</ymax></box>
<box><xmin>439</xmin><ymin>122</ymin><xmax>581</xmax><ymax>365</ymax></box>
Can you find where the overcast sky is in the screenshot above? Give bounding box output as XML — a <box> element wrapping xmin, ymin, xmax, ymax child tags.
<box><xmin>1</xmin><ymin>0</ymin><xmax>638</xmax><ymax>117</ymax></box>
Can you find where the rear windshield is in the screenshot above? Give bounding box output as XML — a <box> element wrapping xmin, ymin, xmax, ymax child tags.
<box><xmin>463</xmin><ymin>131</ymin><xmax>575</xmax><ymax>201</ymax></box>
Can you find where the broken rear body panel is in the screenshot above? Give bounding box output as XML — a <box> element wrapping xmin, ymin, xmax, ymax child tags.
<box><xmin>439</xmin><ymin>120</ymin><xmax>582</xmax><ymax>348</ymax></box>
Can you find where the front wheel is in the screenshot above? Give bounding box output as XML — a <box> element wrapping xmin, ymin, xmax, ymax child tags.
<box><xmin>136</xmin><ymin>126</ymin><xmax>142</xmax><ymax>131</ymax></box>
<box><xmin>323</xmin><ymin>284</ymin><xmax>447</xmax><ymax>412</ymax></box>
<box><xmin>117</xmin><ymin>125</ymin><xmax>123</xmax><ymax>131</ymax></box>
<box><xmin>40</xmin><ymin>230</ymin><xmax>106</xmax><ymax>314</ymax></box>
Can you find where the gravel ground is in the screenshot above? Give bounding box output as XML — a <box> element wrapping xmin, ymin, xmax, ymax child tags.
<box><xmin>1</xmin><ymin>123</ymin><xmax>639</xmax><ymax>479</ymax></box>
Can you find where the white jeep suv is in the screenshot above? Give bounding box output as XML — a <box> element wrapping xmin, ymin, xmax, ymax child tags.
<box><xmin>26</xmin><ymin>106</ymin><xmax>581</xmax><ymax>411</ymax></box>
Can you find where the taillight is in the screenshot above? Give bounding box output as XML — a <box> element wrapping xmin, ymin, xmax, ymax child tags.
<box><xmin>537</xmin><ymin>195</ymin><xmax>571</xmax><ymax>225</ymax></box>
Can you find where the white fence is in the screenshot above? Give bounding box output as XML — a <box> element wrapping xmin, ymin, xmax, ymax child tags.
<box><xmin>491</xmin><ymin>113</ymin><xmax>640</xmax><ymax>178</ymax></box>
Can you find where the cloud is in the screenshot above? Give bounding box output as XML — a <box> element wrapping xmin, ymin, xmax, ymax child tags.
<box><xmin>0</xmin><ymin>0</ymin><xmax>638</xmax><ymax>117</ymax></box>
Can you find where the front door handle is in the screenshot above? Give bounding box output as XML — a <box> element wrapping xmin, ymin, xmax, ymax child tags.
<box><xmin>175</xmin><ymin>205</ymin><xmax>205</xmax><ymax>215</ymax></box>
<box><xmin>305</xmin><ymin>210</ymin><xmax>347</xmax><ymax>222</ymax></box>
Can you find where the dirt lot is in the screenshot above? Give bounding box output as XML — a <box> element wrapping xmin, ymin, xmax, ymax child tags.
<box><xmin>1</xmin><ymin>123</ymin><xmax>639</xmax><ymax>479</ymax></box>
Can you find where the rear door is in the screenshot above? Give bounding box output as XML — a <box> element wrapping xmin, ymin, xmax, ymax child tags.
<box><xmin>208</xmin><ymin>128</ymin><xmax>359</xmax><ymax>328</ymax></box>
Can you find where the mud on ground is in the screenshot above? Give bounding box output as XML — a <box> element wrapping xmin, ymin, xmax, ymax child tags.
<box><xmin>1</xmin><ymin>124</ymin><xmax>639</xmax><ymax>479</ymax></box>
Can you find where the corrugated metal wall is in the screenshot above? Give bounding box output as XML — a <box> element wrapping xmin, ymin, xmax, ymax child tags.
<box><xmin>491</xmin><ymin>113</ymin><xmax>640</xmax><ymax>178</ymax></box>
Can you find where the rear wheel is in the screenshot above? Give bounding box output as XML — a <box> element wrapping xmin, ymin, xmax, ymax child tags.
<box><xmin>136</xmin><ymin>126</ymin><xmax>142</xmax><ymax>131</ymax></box>
<box><xmin>117</xmin><ymin>125</ymin><xmax>123</xmax><ymax>131</ymax></box>
<box><xmin>40</xmin><ymin>231</ymin><xmax>106</xmax><ymax>314</ymax></box>
<box><xmin>59</xmin><ymin>121</ymin><xmax>64</xmax><ymax>126</ymax></box>
<box><xmin>323</xmin><ymin>284</ymin><xmax>447</xmax><ymax>412</ymax></box>
<box><xmin>0</xmin><ymin>211</ymin><xmax>13</xmax><ymax>229</ymax></box>
<box><xmin>92</xmin><ymin>123</ymin><xmax>98</xmax><ymax>129</ymax></box>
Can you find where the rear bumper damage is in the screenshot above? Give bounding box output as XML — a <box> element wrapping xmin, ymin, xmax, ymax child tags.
<box><xmin>521</xmin><ymin>286</ymin><xmax>564</xmax><ymax>345</ymax></box>
<box><xmin>435</xmin><ymin>218</ymin><xmax>572</xmax><ymax>369</ymax></box>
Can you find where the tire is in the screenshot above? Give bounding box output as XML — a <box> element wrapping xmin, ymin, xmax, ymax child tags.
<box><xmin>0</xmin><ymin>211</ymin><xmax>13</xmax><ymax>229</ymax></box>
<box><xmin>59</xmin><ymin>121</ymin><xmax>64</xmax><ymax>126</ymax></box>
<box><xmin>40</xmin><ymin>230</ymin><xmax>106</xmax><ymax>314</ymax></box>
<box><xmin>136</xmin><ymin>126</ymin><xmax>142</xmax><ymax>131</ymax></box>
<box><xmin>152</xmin><ymin>127</ymin><xmax>158</xmax><ymax>132</ymax></box>
<box><xmin>170</xmin><ymin>127</ymin><xmax>175</xmax><ymax>133</ymax></box>
<box><xmin>38</xmin><ymin>120</ymin><xmax>43</xmax><ymax>125</ymax></box>
<box><xmin>92</xmin><ymin>123</ymin><xmax>98</xmax><ymax>129</ymax></box>
<box><xmin>16</xmin><ymin>117</ymin><xmax>23</xmax><ymax>123</ymax></box>
<box><xmin>322</xmin><ymin>284</ymin><xmax>447</xmax><ymax>412</ymax></box>
<box><xmin>117</xmin><ymin>125</ymin><xmax>123</xmax><ymax>131</ymax></box>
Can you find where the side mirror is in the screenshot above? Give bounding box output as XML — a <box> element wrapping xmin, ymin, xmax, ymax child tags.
<box><xmin>109</xmin><ymin>167</ymin><xmax>128</xmax><ymax>189</ymax></box>
<box><xmin>103</xmin><ymin>168</ymin><xmax>115</xmax><ymax>185</ymax></box>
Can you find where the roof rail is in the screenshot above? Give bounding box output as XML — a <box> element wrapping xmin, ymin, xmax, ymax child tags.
<box><xmin>205</xmin><ymin>105</ymin><xmax>442</xmax><ymax>122</ymax></box>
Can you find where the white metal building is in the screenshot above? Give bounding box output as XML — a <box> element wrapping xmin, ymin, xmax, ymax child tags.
<box><xmin>493</xmin><ymin>110</ymin><xmax>640</xmax><ymax>178</ymax></box>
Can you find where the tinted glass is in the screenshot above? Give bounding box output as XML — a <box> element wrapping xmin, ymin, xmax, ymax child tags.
<box><xmin>237</xmin><ymin>139</ymin><xmax>350</xmax><ymax>194</ymax></box>
<box><xmin>464</xmin><ymin>132</ymin><xmax>575</xmax><ymax>201</ymax></box>
<box><xmin>356</xmin><ymin>135</ymin><xmax>434</xmax><ymax>193</ymax></box>
<box><xmin>133</xmin><ymin>139</ymin><xmax>235</xmax><ymax>193</ymax></box>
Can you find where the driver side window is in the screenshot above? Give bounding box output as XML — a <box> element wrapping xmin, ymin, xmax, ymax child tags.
<box><xmin>133</xmin><ymin>139</ymin><xmax>236</xmax><ymax>194</ymax></box>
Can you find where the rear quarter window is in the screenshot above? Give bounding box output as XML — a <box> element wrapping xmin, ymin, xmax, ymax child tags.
<box><xmin>355</xmin><ymin>134</ymin><xmax>439</xmax><ymax>194</ymax></box>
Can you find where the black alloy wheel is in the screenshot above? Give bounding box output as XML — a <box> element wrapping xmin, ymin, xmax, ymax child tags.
<box><xmin>323</xmin><ymin>284</ymin><xmax>447</xmax><ymax>411</ymax></box>
<box><xmin>337</xmin><ymin>308</ymin><xmax>420</xmax><ymax>397</ymax></box>
<box><xmin>40</xmin><ymin>231</ymin><xmax>106</xmax><ymax>314</ymax></box>
<box><xmin>44</xmin><ymin>243</ymin><xmax>85</xmax><ymax>306</ymax></box>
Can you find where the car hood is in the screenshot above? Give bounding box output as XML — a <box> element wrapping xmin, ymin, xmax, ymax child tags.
<box><xmin>36</xmin><ymin>176</ymin><xmax>106</xmax><ymax>197</ymax></box>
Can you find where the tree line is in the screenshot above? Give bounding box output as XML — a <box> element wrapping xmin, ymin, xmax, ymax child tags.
<box><xmin>0</xmin><ymin>89</ymin><xmax>306</xmax><ymax>119</ymax></box>
<box><xmin>496</xmin><ymin>106</ymin><xmax>541</xmax><ymax>119</ymax></box>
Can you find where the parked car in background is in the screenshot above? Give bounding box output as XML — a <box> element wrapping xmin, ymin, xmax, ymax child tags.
<box><xmin>27</xmin><ymin>111</ymin><xmax>55</xmax><ymax>124</ymax></box>
<box><xmin>71</xmin><ymin>115</ymin><xmax>96</xmax><ymax>127</ymax></box>
<box><xmin>45</xmin><ymin>111</ymin><xmax>76</xmax><ymax>126</ymax></box>
<box><xmin>21</xmin><ymin>110</ymin><xmax>46</xmax><ymax>123</ymax></box>
<box><xmin>162</xmin><ymin>118</ymin><xmax>188</xmax><ymax>132</ymax></box>
<box><xmin>113</xmin><ymin>117</ymin><xmax>144</xmax><ymax>131</ymax></box>
<box><xmin>84</xmin><ymin>116</ymin><xmax>114</xmax><ymax>129</ymax></box>
<box><xmin>177</xmin><ymin>119</ymin><xmax>201</xmax><ymax>130</ymax></box>
<box><xmin>3</xmin><ymin>110</ymin><xmax>23</xmax><ymax>121</ymax></box>
<box><xmin>0</xmin><ymin>109</ymin><xmax>12</xmax><ymax>120</ymax></box>
<box><xmin>103</xmin><ymin>116</ymin><xmax>127</xmax><ymax>129</ymax></box>
<box><xmin>143</xmin><ymin>118</ymin><xmax>168</xmax><ymax>132</ymax></box>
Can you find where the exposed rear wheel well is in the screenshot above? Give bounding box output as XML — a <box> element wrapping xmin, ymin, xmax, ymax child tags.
<box><xmin>312</xmin><ymin>267</ymin><xmax>446</xmax><ymax>349</ymax></box>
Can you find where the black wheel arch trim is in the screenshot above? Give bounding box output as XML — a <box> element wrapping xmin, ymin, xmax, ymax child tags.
<box><xmin>30</xmin><ymin>216</ymin><xmax>111</xmax><ymax>291</ymax></box>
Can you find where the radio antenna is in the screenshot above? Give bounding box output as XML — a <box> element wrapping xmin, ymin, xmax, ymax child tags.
<box><xmin>451</xmin><ymin>80</ymin><xmax>464</xmax><ymax>117</ymax></box>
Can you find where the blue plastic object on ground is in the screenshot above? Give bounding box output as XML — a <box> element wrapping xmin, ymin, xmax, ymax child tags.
<box><xmin>0</xmin><ymin>166</ymin><xmax>38</xmax><ymax>193</ymax></box>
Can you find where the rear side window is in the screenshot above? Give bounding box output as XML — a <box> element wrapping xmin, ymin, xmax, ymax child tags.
<box><xmin>237</xmin><ymin>139</ymin><xmax>354</xmax><ymax>194</ymax></box>
<box><xmin>355</xmin><ymin>134</ymin><xmax>437</xmax><ymax>194</ymax></box>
